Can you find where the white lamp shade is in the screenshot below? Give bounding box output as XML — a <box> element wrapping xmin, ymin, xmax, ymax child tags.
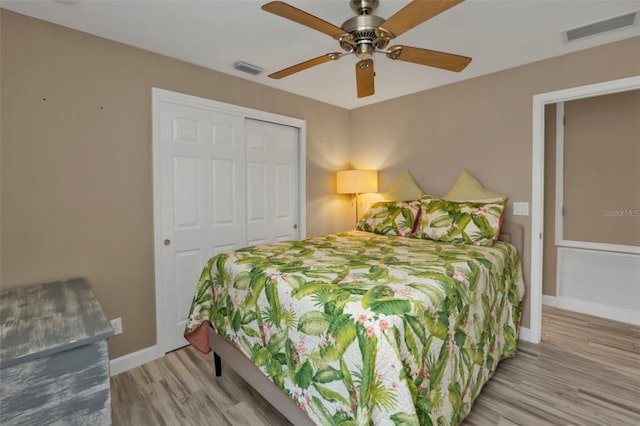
<box><xmin>337</xmin><ymin>169</ymin><xmax>378</xmax><ymax>194</ymax></box>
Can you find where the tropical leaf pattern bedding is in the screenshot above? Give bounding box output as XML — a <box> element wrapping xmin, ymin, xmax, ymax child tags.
<box><xmin>185</xmin><ymin>230</ymin><xmax>525</xmax><ymax>425</ymax></box>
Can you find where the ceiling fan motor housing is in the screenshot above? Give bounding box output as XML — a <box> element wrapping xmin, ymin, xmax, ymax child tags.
<box><xmin>341</xmin><ymin>14</ymin><xmax>388</xmax><ymax>56</ymax></box>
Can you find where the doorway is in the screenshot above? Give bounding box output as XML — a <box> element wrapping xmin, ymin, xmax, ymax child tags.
<box><xmin>529</xmin><ymin>75</ymin><xmax>640</xmax><ymax>343</ymax></box>
<box><xmin>543</xmin><ymin>94</ymin><xmax>639</xmax><ymax>326</ymax></box>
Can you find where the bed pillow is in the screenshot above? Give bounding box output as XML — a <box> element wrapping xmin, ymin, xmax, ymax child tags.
<box><xmin>443</xmin><ymin>169</ymin><xmax>506</xmax><ymax>201</ymax></box>
<box><xmin>415</xmin><ymin>197</ymin><xmax>505</xmax><ymax>246</ymax></box>
<box><xmin>356</xmin><ymin>200</ymin><xmax>421</xmax><ymax>237</ymax></box>
<box><xmin>383</xmin><ymin>171</ymin><xmax>424</xmax><ymax>201</ymax></box>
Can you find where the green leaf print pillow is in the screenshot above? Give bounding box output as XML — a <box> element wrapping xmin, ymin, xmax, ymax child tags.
<box><xmin>416</xmin><ymin>196</ymin><xmax>505</xmax><ymax>246</ymax></box>
<box><xmin>356</xmin><ymin>200</ymin><xmax>421</xmax><ymax>237</ymax></box>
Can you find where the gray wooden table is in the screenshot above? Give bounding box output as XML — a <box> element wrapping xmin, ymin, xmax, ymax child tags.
<box><xmin>0</xmin><ymin>277</ymin><xmax>114</xmax><ymax>425</ymax></box>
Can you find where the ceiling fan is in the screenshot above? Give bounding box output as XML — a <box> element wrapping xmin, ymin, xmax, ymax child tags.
<box><xmin>262</xmin><ymin>0</ymin><xmax>472</xmax><ymax>98</ymax></box>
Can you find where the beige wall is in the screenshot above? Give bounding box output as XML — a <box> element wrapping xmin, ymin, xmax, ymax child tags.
<box><xmin>349</xmin><ymin>36</ymin><xmax>640</xmax><ymax>328</ymax></box>
<box><xmin>563</xmin><ymin>90</ymin><xmax>640</xmax><ymax>246</ymax></box>
<box><xmin>0</xmin><ymin>10</ymin><xmax>353</xmax><ymax>358</ymax></box>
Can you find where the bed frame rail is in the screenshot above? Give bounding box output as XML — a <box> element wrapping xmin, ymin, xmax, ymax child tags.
<box><xmin>209</xmin><ymin>330</ymin><xmax>315</xmax><ymax>426</ymax></box>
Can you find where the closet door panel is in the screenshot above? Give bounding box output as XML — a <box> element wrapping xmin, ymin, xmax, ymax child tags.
<box><xmin>246</xmin><ymin>119</ymin><xmax>299</xmax><ymax>245</ymax></box>
<box><xmin>158</xmin><ymin>102</ymin><xmax>246</xmax><ymax>351</ymax></box>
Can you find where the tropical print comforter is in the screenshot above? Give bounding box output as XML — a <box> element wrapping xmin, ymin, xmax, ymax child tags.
<box><xmin>185</xmin><ymin>231</ymin><xmax>525</xmax><ymax>425</ymax></box>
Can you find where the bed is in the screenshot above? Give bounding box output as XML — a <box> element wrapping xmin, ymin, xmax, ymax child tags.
<box><xmin>185</xmin><ymin>198</ymin><xmax>525</xmax><ymax>426</ymax></box>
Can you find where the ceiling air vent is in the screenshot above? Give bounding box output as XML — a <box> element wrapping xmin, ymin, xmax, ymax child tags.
<box><xmin>563</xmin><ymin>11</ymin><xmax>638</xmax><ymax>43</ymax></box>
<box><xmin>233</xmin><ymin>61</ymin><xmax>264</xmax><ymax>76</ymax></box>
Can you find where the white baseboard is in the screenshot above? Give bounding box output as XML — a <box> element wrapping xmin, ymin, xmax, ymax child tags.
<box><xmin>543</xmin><ymin>295</ymin><xmax>640</xmax><ymax>325</ymax></box>
<box><xmin>518</xmin><ymin>326</ymin><xmax>536</xmax><ymax>343</ymax></box>
<box><xmin>109</xmin><ymin>345</ymin><xmax>164</xmax><ymax>376</ymax></box>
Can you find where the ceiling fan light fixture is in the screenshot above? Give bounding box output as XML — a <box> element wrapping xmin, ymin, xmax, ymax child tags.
<box><xmin>356</xmin><ymin>43</ymin><xmax>374</xmax><ymax>59</ymax></box>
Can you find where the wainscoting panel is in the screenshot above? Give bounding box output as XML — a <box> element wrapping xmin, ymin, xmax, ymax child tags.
<box><xmin>556</xmin><ymin>247</ymin><xmax>639</xmax><ymax>323</ymax></box>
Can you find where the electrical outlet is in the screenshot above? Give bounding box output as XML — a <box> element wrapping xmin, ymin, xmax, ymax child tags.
<box><xmin>110</xmin><ymin>318</ymin><xmax>123</xmax><ymax>335</ymax></box>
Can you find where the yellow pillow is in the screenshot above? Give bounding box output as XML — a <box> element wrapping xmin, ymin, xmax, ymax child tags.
<box><xmin>444</xmin><ymin>169</ymin><xmax>506</xmax><ymax>201</ymax></box>
<box><xmin>384</xmin><ymin>171</ymin><xmax>424</xmax><ymax>201</ymax></box>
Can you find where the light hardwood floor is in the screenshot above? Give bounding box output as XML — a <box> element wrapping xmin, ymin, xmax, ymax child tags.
<box><xmin>111</xmin><ymin>306</ymin><xmax>640</xmax><ymax>425</ymax></box>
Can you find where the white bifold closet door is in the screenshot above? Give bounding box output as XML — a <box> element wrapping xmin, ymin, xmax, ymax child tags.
<box><xmin>157</xmin><ymin>102</ymin><xmax>299</xmax><ymax>352</ymax></box>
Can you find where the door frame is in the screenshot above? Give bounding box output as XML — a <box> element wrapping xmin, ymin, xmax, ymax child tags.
<box><xmin>529</xmin><ymin>75</ymin><xmax>640</xmax><ymax>344</ymax></box>
<box><xmin>151</xmin><ymin>88</ymin><xmax>307</xmax><ymax>354</ymax></box>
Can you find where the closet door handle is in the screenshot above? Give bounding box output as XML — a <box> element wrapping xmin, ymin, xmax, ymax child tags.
<box><xmin>164</xmin><ymin>239</ymin><xmax>171</xmax><ymax>246</ymax></box>
<box><xmin>293</xmin><ymin>224</ymin><xmax>298</xmax><ymax>230</ymax></box>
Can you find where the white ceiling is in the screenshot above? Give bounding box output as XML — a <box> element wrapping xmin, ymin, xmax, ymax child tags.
<box><xmin>3</xmin><ymin>0</ymin><xmax>640</xmax><ymax>110</ymax></box>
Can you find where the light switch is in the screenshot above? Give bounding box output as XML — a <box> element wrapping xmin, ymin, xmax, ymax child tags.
<box><xmin>513</xmin><ymin>202</ymin><xmax>529</xmax><ymax>216</ymax></box>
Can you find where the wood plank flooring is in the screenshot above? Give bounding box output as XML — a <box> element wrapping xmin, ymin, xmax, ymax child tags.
<box><xmin>111</xmin><ymin>306</ymin><xmax>640</xmax><ymax>425</ymax></box>
<box><xmin>463</xmin><ymin>306</ymin><xmax>640</xmax><ymax>426</ymax></box>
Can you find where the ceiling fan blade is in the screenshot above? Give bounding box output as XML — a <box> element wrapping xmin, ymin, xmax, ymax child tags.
<box><xmin>380</xmin><ymin>0</ymin><xmax>464</xmax><ymax>38</ymax></box>
<box><xmin>262</xmin><ymin>1</ymin><xmax>344</xmax><ymax>38</ymax></box>
<box><xmin>268</xmin><ymin>53</ymin><xmax>342</xmax><ymax>79</ymax></box>
<box><xmin>387</xmin><ymin>45</ymin><xmax>471</xmax><ymax>72</ymax></box>
<box><xmin>355</xmin><ymin>59</ymin><xmax>375</xmax><ymax>98</ymax></box>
